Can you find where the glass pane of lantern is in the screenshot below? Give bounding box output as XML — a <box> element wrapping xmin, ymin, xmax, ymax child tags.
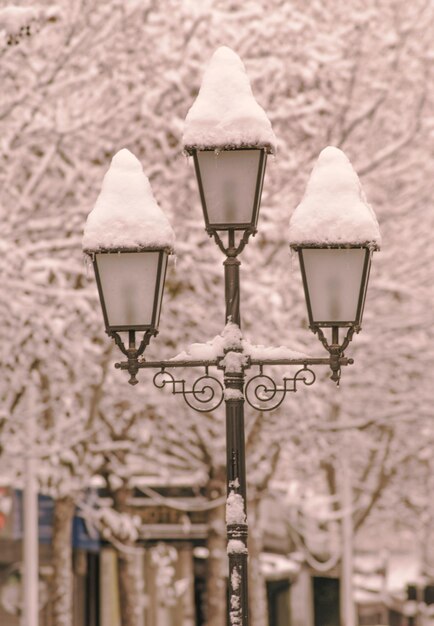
<box><xmin>302</xmin><ymin>248</ymin><xmax>366</xmax><ymax>324</ymax></box>
<box><xmin>154</xmin><ymin>253</ymin><xmax>168</xmax><ymax>327</ymax></box>
<box><xmin>96</xmin><ymin>251</ymin><xmax>160</xmax><ymax>329</ymax></box>
<box><xmin>197</xmin><ymin>150</ymin><xmax>261</xmax><ymax>227</ymax></box>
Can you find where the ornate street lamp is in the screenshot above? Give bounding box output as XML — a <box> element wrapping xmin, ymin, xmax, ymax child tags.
<box><xmin>289</xmin><ymin>146</ymin><xmax>381</xmax><ymax>381</ymax></box>
<box><xmin>83</xmin><ymin>148</ymin><xmax>175</xmax><ymax>384</ymax></box>
<box><xmin>183</xmin><ymin>46</ymin><xmax>275</xmax><ymax>256</ymax></box>
<box><xmin>83</xmin><ymin>49</ymin><xmax>380</xmax><ymax>626</ymax></box>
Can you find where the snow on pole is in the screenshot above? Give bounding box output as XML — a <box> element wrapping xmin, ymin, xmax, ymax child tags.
<box><xmin>183</xmin><ymin>46</ymin><xmax>276</xmax><ymax>153</ymax></box>
<box><xmin>288</xmin><ymin>146</ymin><xmax>381</xmax><ymax>248</ymax></box>
<box><xmin>82</xmin><ymin>149</ymin><xmax>175</xmax><ymax>255</ymax></box>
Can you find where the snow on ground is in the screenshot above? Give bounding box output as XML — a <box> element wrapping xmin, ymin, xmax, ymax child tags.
<box><xmin>82</xmin><ymin>149</ymin><xmax>175</xmax><ymax>253</ymax></box>
<box><xmin>183</xmin><ymin>46</ymin><xmax>276</xmax><ymax>152</ymax></box>
<box><xmin>288</xmin><ymin>146</ymin><xmax>381</xmax><ymax>247</ymax></box>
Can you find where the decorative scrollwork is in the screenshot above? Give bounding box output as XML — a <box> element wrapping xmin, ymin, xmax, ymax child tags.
<box><xmin>244</xmin><ymin>366</ymin><xmax>316</xmax><ymax>411</ymax></box>
<box><xmin>152</xmin><ymin>367</ymin><xmax>224</xmax><ymax>413</ymax></box>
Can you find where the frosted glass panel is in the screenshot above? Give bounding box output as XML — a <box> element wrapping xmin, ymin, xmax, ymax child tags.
<box><xmin>154</xmin><ymin>253</ymin><xmax>167</xmax><ymax>327</ymax></box>
<box><xmin>197</xmin><ymin>150</ymin><xmax>261</xmax><ymax>226</ymax></box>
<box><xmin>96</xmin><ymin>252</ymin><xmax>160</xmax><ymax>328</ymax></box>
<box><xmin>302</xmin><ymin>248</ymin><xmax>366</xmax><ymax>323</ymax></box>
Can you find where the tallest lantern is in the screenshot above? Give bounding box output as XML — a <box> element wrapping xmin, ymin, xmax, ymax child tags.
<box><xmin>183</xmin><ymin>46</ymin><xmax>276</xmax><ymax>235</ymax></box>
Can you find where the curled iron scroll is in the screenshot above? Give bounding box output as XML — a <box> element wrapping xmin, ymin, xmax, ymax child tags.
<box><xmin>153</xmin><ymin>368</ymin><xmax>224</xmax><ymax>413</ymax></box>
<box><xmin>245</xmin><ymin>366</ymin><xmax>316</xmax><ymax>411</ymax></box>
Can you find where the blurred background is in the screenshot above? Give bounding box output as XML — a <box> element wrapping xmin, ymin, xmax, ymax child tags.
<box><xmin>0</xmin><ymin>1</ymin><xmax>433</xmax><ymax>625</ymax></box>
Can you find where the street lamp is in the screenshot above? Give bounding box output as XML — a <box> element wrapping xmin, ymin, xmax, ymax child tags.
<box><xmin>83</xmin><ymin>48</ymin><xmax>380</xmax><ymax>626</ymax></box>
<box><xmin>289</xmin><ymin>145</ymin><xmax>381</xmax><ymax>382</ymax></box>
<box><xmin>82</xmin><ymin>148</ymin><xmax>175</xmax><ymax>383</ymax></box>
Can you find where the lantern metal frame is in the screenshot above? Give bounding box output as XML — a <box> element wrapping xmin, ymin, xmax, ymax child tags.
<box><xmin>92</xmin><ymin>248</ymin><xmax>169</xmax><ymax>334</ymax></box>
<box><xmin>91</xmin><ymin>247</ymin><xmax>171</xmax><ymax>384</ymax></box>
<box><xmin>294</xmin><ymin>243</ymin><xmax>374</xmax><ymax>330</ymax></box>
<box><xmin>291</xmin><ymin>242</ymin><xmax>377</xmax><ymax>382</ymax></box>
<box><xmin>187</xmin><ymin>147</ymin><xmax>268</xmax><ymax>235</ymax></box>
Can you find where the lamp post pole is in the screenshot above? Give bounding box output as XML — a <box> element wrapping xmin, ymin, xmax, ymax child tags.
<box><xmin>223</xmin><ymin>247</ymin><xmax>249</xmax><ymax>624</ymax></box>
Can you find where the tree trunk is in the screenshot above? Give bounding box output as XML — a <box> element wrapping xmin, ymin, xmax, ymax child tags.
<box><xmin>112</xmin><ymin>486</ymin><xmax>141</xmax><ymax>626</ymax></box>
<box><xmin>248</xmin><ymin>499</ymin><xmax>268</xmax><ymax>626</ymax></box>
<box><xmin>51</xmin><ymin>495</ymin><xmax>75</xmax><ymax>626</ymax></box>
<box><xmin>205</xmin><ymin>482</ymin><xmax>227</xmax><ymax>626</ymax></box>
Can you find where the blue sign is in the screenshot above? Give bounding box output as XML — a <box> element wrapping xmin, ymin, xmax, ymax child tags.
<box><xmin>72</xmin><ymin>514</ymin><xmax>100</xmax><ymax>552</ymax></box>
<box><xmin>14</xmin><ymin>491</ymin><xmax>100</xmax><ymax>551</ymax></box>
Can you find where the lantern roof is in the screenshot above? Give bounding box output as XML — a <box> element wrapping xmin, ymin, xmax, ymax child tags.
<box><xmin>288</xmin><ymin>146</ymin><xmax>381</xmax><ymax>248</ymax></box>
<box><xmin>183</xmin><ymin>46</ymin><xmax>276</xmax><ymax>154</ymax></box>
<box><xmin>82</xmin><ymin>149</ymin><xmax>175</xmax><ymax>254</ymax></box>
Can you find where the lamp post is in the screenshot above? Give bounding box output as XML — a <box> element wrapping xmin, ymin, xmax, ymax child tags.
<box><xmin>83</xmin><ymin>49</ymin><xmax>380</xmax><ymax>626</ymax></box>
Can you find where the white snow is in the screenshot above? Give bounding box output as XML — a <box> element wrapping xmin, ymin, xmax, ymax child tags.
<box><xmin>183</xmin><ymin>46</ymin><xmax>276</xmax><ymax>153</ymax></box>
<box><xmin>170</xmin><ymin>322</ymin><xmax>311</xmax><ymax>362</ymax></box>
<box><xmin>0</xmin><ymin>5</ymin><xmax>60</xmax><ymax>43</ymax></box>
<box><xmin>169</xmin><ymin>323</ymin><xmax>233</xmax><ymax>362</ymax></box>
<box><xmin>0</xmin><ymin>6</ymin><xmax>39</xmax><ymax>34</ymax></box>
<box><xmin>386</xmin><ymin>553</ymin><xmax>421</xmax><ymax>593</ymax></box>
<box><xmin>220</xmin><ymin>351</ymin><xmax>247</xmax><ymax>373</ymax></box>
<box><xmin>224</xmin><ymin>388</ymin><xmax>244</xmax><ymax>401</ymax></box>
<box><xmin>226</xmin><ymin>491</ymin><xmax>246</xmax><ymax>524</ymax></box>
<box><xmin>247</xmin><ymin>343</ymin><xmax>310</xmax><ymax>361</ymax></box>
<box><xmin>260</xmin><ymin>552</ymin><xmax>301</xmax><ymax>581</ymax></box>
<box><xmin>222</xmin><ymin>322</ymin><xmax>243</xmax><ymax>351</ymax></box>
<box><xmin>231</xmin><ymin>567</ymin><xmax>241</xmax><ymax>591</ymax></box>
<box><xmin>227</xmin><ymin>539</ymin><xmax>248</xmax><ymax>554</ymax></box>
<box><xmin>288</xmin><ymin>146</ymin><xmax>381</xmax><ymax>247</ymax></box>
<box><xmin>82</xmin><ymin>149</ymin><xmax>175</xmax><ymax>253</ymax></box>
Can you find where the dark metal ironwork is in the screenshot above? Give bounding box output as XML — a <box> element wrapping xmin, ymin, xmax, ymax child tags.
<box><xmin>296</xmin><ymin>245</ymin><xmax>373</xmax><ymax>329</ymax></box>
<box><xmin>291</xmin><ymin>243</ymin><xmax>376</xmax><ymax>384</ymax></box>
<box><xmin>210</xmin><ymin>228</ymin><xmax>255</xmax><ymax>258</ymax></box>
<box><xmin>224</xmin><ymin>253</ymin><xmax>241</xmax><ymax>326</ymax></box>
<box><xmin>313</xmin><ymin>326</ymin><xmax>356</xmax><ymax>384</ymax></box>
<box><xmin>114</xmin><ymin>353</ymin><xmax>354</xmax><ymax>390</ymax></box>
<box><xmin>190</xmin><ymin>147</ymin><xmax>268</xmax><ymax>233</ymax></box>
<box><xmin>92</xmin><ymin>248</ymin><xmax>169</xmax><ymax>333</ymax></box>
<box><xmin>244</xmin><ymin>365</ymin><xmax>316</xmax><ymax>411</ymax></box>
<box><xmin>152</xmin><ymin>367</ymin><xmax>224</xmax><ymax>412</ymax></box>
<box><xmin>111</xmin><ymin>329</ymin><xmax>156</xmax><ymax>385</ymax></box>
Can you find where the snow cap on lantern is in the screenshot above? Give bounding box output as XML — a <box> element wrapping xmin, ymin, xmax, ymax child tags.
<box><xmin>183</xmin><ymin>46</ymin><xmax>276</xmax><ymax>153</ymax></box>
<box><xmin>82</xmin><ymin>148</ymin><xmax>175</xmax><ymax>254</ymax></box>
<box><xmin>288</xmin><ymin>146</ymin><xmax>381</xmax><ymax>248</ymax></box>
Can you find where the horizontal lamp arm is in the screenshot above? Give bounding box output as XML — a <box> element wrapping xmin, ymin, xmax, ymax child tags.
<box><xmin>249</xmin><ymin>356</ymin><xmax>353</xmax><ymax>367</ymax></box>
<box><xmin>114</xmin><ymin>352</ymin><xmax>353</xmax><ymax>388</ymax></box>
<box><xmin>115</xmin><ymin>355</ymin><xmax>353</xmax><ymax>371</ymax></box>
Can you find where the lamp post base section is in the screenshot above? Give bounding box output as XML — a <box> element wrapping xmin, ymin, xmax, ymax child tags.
<box><xmin>226</xmin><ymin>390</ymin><xmax>249</xmax><ymax>626</ymax></box>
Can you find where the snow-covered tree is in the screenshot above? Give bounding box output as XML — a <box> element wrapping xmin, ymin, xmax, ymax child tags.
<box><xmin>1</xmin><ymin>1</ymin><xmax>433</xmax><ymax>625</ymax></box>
